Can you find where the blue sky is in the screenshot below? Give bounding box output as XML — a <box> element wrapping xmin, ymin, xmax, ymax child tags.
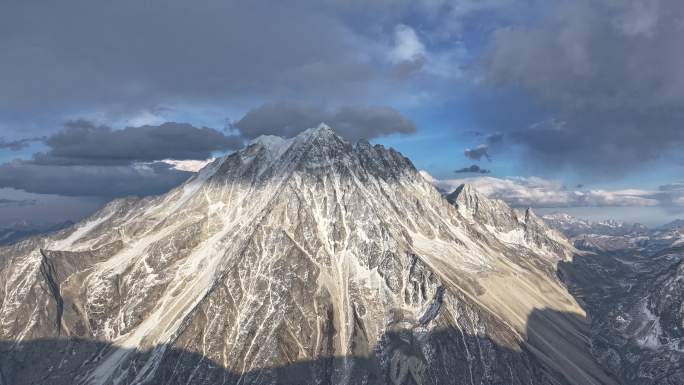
<box><xmin>1</xmin><ymin>0</ymin><xmax>684</xmax><ymax>227</ymax></box>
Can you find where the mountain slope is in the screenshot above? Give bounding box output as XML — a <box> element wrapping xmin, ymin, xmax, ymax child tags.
<box><xmin>559</xmin><ymin>243</ymin><xmax>684</xmax><ymax>384</ymax></box>
<box><xmin>0</xmin><ymin>125</ymin><xmax>613</xmax><ymax>385</ymax></box>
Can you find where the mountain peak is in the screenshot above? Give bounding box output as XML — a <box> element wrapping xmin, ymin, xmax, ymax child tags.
<box><xmin>295</xmin><ymin>122</ymin><xmax>338</xmax><ymax>142</ymax></box>
<box><xmin>445</xmin><ymin>183</ymin><xmax>489</xmax><ymax>209</ymax></box>
<box><xmin>307</xmin><ymin>122</ymin><xmax>334</xmax><ymax>134</ymax></box>
<box><xmin>249</xmin><ymin>123</ymin><xmax>340</xmax><ymax>153</ymax></box>
<box><xmin>0</xmin><ymin>123</ymin><xmax>597</xmax><ymax>385</ymax></box>
<box><xmin>448</xmin><ymin>183</ymin><xmax>477</xmax><ymax>199</ymax></box>
<box><xmin>250</xmin><ymin>134</ymin><xmax>293</xmax><ymax>157</ymax></box>
<box><xmin>446</xmin><ymin>183</ymin><xmax>515</xmax><ymax>223</ymax></box>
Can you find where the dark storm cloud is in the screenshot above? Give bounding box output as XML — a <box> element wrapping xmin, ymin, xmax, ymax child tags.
<box><xmin>0</xmin><ymin>1</ymin><xmax>382</xmax><ymax>116</ymax></box>
<box><xmin>235</xmin><ymin>103</ymin><xmax>416</xmax><ymax>142</ymax></box>
<box><xmin>454</xmin><ymin>165</ymin><xmax>491</xmax><ymax>174</ymax></box>
<box><xmin>482</xmin><ymin>0</ymin><xmax>684</xmax><ymax>172</ymax></box>
<box><xmin>0</xmin><ymin>120</ymin><xmax>238</xmax><ymax>197</ymax></box>
<box><xmin>0</xmin><ymin>160</ymin><xmax>191</xmax><ymax>197</ymax></box>
<box><xmin>485</xmin><ymin>133</ymin><xmax>503</xmax><ymax>146</ymax></box>
<box><xmin>0</xmin><ymin>137</ymin><xmax>43</xmax><ymax>151</ymax></box>
<box><xmin>33</xmin><ymin>120</ymin><xmax>242</xmax><ymax>165</ymax></box>
<box><xmin>464</xmin><ymin>145</ymin><xmax>490</xmax><ymax>161</ymax></box>
<box><xmin>0</xmin><ymin>198</ymin><xmax>37</xmax><ymax>207</ymax></box>
<box><xmin>462</xmin><ymin>132</ymin><xmax>503</xmax><ymax>162</ymax></box>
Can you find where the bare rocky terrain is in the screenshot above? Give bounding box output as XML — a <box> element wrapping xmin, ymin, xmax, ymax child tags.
<box><xmin>0</xmin><ymin>126</ymin><xmax>621</xmax><ymax>384</ymax></box>
<box><xmin>542</xmin><ymin>214</ymin><xmax>684</xmax><ymax>384</ymax></box>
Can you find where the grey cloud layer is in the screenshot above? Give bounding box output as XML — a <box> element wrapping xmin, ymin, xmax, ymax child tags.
<box><xmin>33</xmin><ymin>120</ymin><xmax>242</xmax><ymax>165</ymax></box>
<box><xmin>0</xmin><ymin>198</ymin><xmax>37</xmax><ymax>207</ymax></box>
<box><xmin>482</xmin><ymin>0</ymin><xmax>684</xmax><ymax>172</ymax></box>
<box><xmin>0</xmin><ymin>108</ymin><xmax>416</xmax><ymax>197</ymax></box>
<box><xmin>454</xmin><ymin>165</ymin><xmax>491</xmax><ymax>174</ymax></box>
<box><xmin>0</xmin><ymin>1</ymin><xmax>372</xmax><ymax>112</ymax></box>
<box><xmin>235</xmin><ymin>103</ymin><xmax>416</xmax><ymax>141</ymax></box>
<box><xmin>0</xmin><ymin>161</ymin><xmax>191</xmax><ymax>197</ymax></box>
<box><xmin>464</xmin><ymin>145</ymin><xmax>490</xmax><ymax>161</ymax></box>
<box><xmin>0</xmin><ymin>137</ymin><xmax>43</xmax><ymax>151</ymax></box>
<box><xmin>0</xmin><ymin>120</ymin><xmax>238</xmax><ymax>197</ymax></box>
<box><xmin>0</xmin><ymin>0</ymin><xmax>488</xmax><ymax>140</ymax></box>
<box><xmin>463</xmin><ymin>133</ymin><xmax>502</xmax><ymax>161</ymax></box>
<box><xmin>2</xmin><ymin>0</ymin><xmax>679</xmax><ymax>191</ymax></box>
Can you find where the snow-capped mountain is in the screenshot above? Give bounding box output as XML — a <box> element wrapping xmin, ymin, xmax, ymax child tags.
<box><xmin>658</xmin><ymin>219</ymin><xmax>684</xmax><ymax>231</ymax></box>
<box><xmin>0</xmin><ymin>125</ymin><xmax>615</xmax><ymax>385</ymax></box>
<box><xmin>543</xmin><ymin>213</ymin><xmax>684</xmax><ymax>255</ymax></box>
<box><xmin>542</xmin><ymin>212</ymin><xmax>648</xmax><ymax>238</ymax></box>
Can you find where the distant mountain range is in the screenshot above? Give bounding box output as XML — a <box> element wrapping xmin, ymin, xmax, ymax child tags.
<box><xmin>542</xmin><ymin>212</ymin><xmax>649</xmax><ymax>237</ymax></box>
<box><xmin>543</xmin><ymin>212</ymin><xmax>684</xmax><ymax>254</ymax></box>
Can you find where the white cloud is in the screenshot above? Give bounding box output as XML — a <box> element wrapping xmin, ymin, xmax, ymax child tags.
<box><xmin>161</xmin><ymin>158</ymin><xmax>214</xmax><ymax>172</ymax></box>
<box><xmin>125</xmin><ymin>109</ymin><xmax>167</xmax><ymax>127</ymax></box>
<box><xmin>420</xmin><ymin>171</ymin><xmax>662</xmax><ymax>208</ymax></box>
<box><xmin>388</xmin><ymin>23</ymin><xmax>465</xmax><ymax>79</ymax></box>
<box><xmin>391</xmin><ymin>24</ymin><xmax>426</xmax><ymax>63</ymax></box>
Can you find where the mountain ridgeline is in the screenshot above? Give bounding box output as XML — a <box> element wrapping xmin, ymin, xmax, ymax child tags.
<box><xmin>2</xmin><ymin>125</ymin><xmax>620</xmax><ymax>384</ymax></box>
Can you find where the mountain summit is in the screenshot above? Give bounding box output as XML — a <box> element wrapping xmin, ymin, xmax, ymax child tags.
<box><xmin>0</xmin><ymin>126</ymin><xmax>614</xmax><ymax>384</ymax></box>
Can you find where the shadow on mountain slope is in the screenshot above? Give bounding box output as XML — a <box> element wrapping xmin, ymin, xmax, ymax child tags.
<box><xmin>0</xmin><ymin>307</ymin><xmax>611</xmax><ymax>385</ymax></box>
<box><xmin>0</xmin><ymin>221</ymin><xmax>74</xmax><ymax>247</ymax></box>
<box><xmin>557</xmin><ymin>248</ymin><xmax>684</xmax><ymax>384</ymax></box>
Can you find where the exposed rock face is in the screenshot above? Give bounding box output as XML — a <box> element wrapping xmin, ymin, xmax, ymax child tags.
<box><xmin>559</xmin><ymin>244</ymin><xmax>684</xmax><ymax>384</ymax></box>
<box><xmin>0</xmin><ymin>126</ymin><xmax>614</xmax><ymax>384</ymax></box>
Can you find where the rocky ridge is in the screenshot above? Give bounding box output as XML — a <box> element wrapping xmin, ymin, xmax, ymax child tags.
<box><xmin>0</xmin><ymin>125</ymin><xmax>613</xmax><ymax>385</ymax></box>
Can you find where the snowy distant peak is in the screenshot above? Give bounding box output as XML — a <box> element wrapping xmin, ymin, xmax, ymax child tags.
<box><xmin>542</xmin><ymin>213</ymin><xmax>592</xmax><ymax>232</ymax></box>
<box><xmin>660</xmin><ymin>219</ymin><xmax>684</xmax><ymax>231</ymax></box>
<box><xmin>542</xmin><ymin>212</ymin><xmax>648</xmax><ymax>237</ymax></box>
<box><xmin>542</xmin><ymin>212</ymin><xmax>585</xmax><ymax>224</ymax></box>
<box><xmin>594</xmin><ymin>218</ymin><xmax>646</xmax><ymax>231</ymax></box>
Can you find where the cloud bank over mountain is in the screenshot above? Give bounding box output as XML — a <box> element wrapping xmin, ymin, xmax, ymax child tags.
<box><xmin>421</xmin><ymin>171</ymin><xmax>684</xmax><ymax>210</ymax></box>
<box><xmin>2</xmin><ymin>0</ymin><xmax>683</xmax><ymax>226</ymax></box>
